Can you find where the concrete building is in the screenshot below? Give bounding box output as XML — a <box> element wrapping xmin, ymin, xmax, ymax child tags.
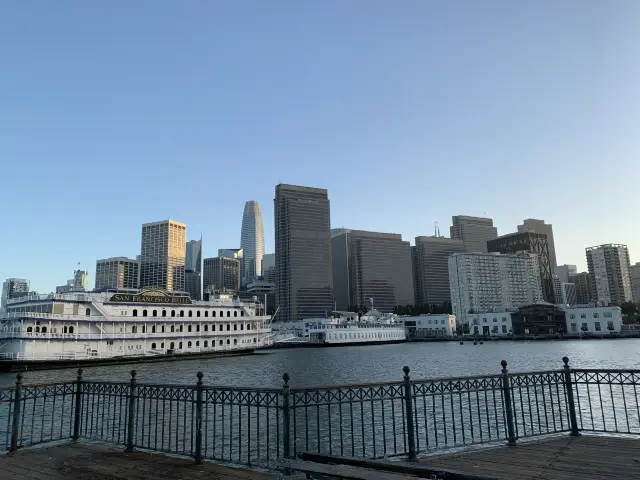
<box><xmin>570</xmin><ymin>272</ymin><xmax>595</xmax><ymax>305</ymax></box>
<box><xmin>465</xmin><ymin>312</ymin><xmax>514</xmax><ymax>336</ymax></box>
<box><xmin>240</xmin><ymin>200</ymin><xmax>265</xmax><ymax>285</ymax></box>
<box><xmin>449</xmin><ymin>215</ymin><xmax>498</xmax><ymax>253</ymax></box>
<box><xmin>331</xmin><ymin>229</ymin><xmax>414</xmax><ymax>313</ymax></box>
<box><xmin>203</xmin><ymin>256</ymin><xmax>241</xmax><ymax>294</ymax></box>
<box><xmin>586</xmin><ymin>244</ymin><xmax>633</xmax><ymax>306</ymax></box>
<box><xmin>552</xmin><ymin>275</ymin><xmax>564</xmax><ymax>304</ymax></box>
<box><xmin>57</xmin><ymin>270</ymin><xmax>89</xmax><ymax>293</ymax></box>
<box><xmin>1</xmin><ymin>278</ymin><xmax>30</xmax><ymax>311</ymax></box>
<box><xmin>95</xmin><ymin>257</ymin><xmax>139</xmax><ymax>290</ymax></box>
<box><xmin>184</xmin><ymin>239</ymin><xmax>202</xmax><ymax>300</ymax></box>
<box><xmin>561</xmin><ymin>282</ymin><xmax>577</xmax><ymax>306</ymax></box>
<box><xmin>262</xmin><ymin>253</ymin><xmax>275</xmax><ymax>282</ymax></box>
<box><xmin>565</xmin><ymin>306</ymin><xmax>623</xmax><ymax>334</ymax></box>
<box><xmin>518</xmin><ymin>219</ymin><xmax>557</xmax><ymax>270</ymax></box>
<box><xmin>631</xmin><ymin>262</ymin><xmax>640</xmax><ymax>302</ymax></box>
<box><xmin>404</xmin><ymin>314</ymin><xmax>457</xmax><ymax>338</ymax></box>
<box><xmin>487</xmin><ymin>231</ymin><xmax>554</xmax><ymax>303</ymax></box>
<box><xmin>413</xmin><ymin>236</ymin><xmax>465</xmax><ymax>307</ymax></box>
<box><xmin>274</xmin><ymin>184</ymin><xmax>333</xmax><ymax>322</ymax></box>
<box><xmin>139</xmin><ymin>220</ymin><xmax>187</xmax><ymax>292</ymax></box>
<box><xmin>448</xmin><ymin>252</ymin><xmax>543</xmax><ymax>320</ymax></box>
<box><xmin>555</xmin><ymin>264</ymin><xmax>577</xmax><ymax>284</ymax></box>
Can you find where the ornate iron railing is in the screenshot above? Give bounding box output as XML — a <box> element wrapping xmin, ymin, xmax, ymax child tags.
<box><xmin>1</xmin><ymin>357</ymin><xmax>639</xmax><ymax>470</ymax></box>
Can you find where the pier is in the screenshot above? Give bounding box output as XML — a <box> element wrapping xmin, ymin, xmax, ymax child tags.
<box><xmin>2</xmin><ymin>357</ymin><xmax>640</xmax><ymax>478</ymax></box>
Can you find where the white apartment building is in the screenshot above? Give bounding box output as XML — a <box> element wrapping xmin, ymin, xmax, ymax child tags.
<box><xmin>465</xmin><ymin>312</ymin><xmax>513</xmax><ymax>336</ymax></box>
<box><xmin>449</xmin><ymin>252</ymin><xmax>544</xmax><ymax>320</ymax></box>
<box><xmin>564</xmin><ymin>306</ymin><xmax>622</xmax><ymax>335</ymax></box>
<box><xmin>403</xmin><ymin>314</ymin><xmax>456</xmax><ymax>338</ymax></box>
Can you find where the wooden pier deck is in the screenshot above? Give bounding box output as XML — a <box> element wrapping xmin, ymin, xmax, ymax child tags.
<box><xmin>420</xmin><ymin>434</ymin><xmax>640</xmax><ymax>479</ymax></box>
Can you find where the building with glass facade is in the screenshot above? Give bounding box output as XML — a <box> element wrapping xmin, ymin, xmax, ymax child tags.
<box><xmin>586</xmin><ymin>244</ymin><xmax>633</xmax><ymax>306</ymax></box>
<box><xmin>95</xmin><ymin>257</ymin><xmax>139</xmax><ymax>290</ymax></box>
<box><xmin>240</xmin><ymin>200</ymin><xmax>265</xmax><ymax>285</ymax></box>
<box><xmin>412</xmin><ymin>236</ymin><xmax>465</xmax><ymax>306</ymax></box>
<box><xmin>139</xmin><ymin>220</ymin><xmax>186</xmax><ymax>292</ymax></box>
<box><xmin>449</xmin><ymin>215</ymin><xmax>498</xmax><ymax>254</ymax></box>
<box><xmin>203</xmin><ymin>256</ymin><xmax>240</xmax><ymax>294</ymax></box>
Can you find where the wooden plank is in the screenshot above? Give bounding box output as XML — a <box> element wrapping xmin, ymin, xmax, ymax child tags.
<box><xmin>279</xmin><ymin>459</ymin><xmax>414</xmax><ymax>479</ymax></box>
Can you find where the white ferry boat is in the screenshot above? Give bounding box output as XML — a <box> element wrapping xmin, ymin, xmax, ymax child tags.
<box><xmin>273</xmin><ymin>310</ymin><xmax>406</xmax><ymax>347</ymax></box>
<box><xmin>0</xmin><ymin>288</ymin><xmax>273</xmax><ymax>372</ymax></box>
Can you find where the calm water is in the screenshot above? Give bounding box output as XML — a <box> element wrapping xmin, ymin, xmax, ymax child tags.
<box><xmin>2</xmin><ymin>339</ymin><xmax>640</xmax><ymax>388</ymax></box>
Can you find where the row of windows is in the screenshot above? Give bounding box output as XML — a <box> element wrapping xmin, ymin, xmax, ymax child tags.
<box><xmin>150</xmin><ymin>338</ymin><xmax>258</xmax><ymax>349</ymax></box>
<box><xmin>328</xmin><ymin>331</ymin><xmax>402</xmax><ymax>340</ymax></box>
<box><xmin>569</xmin><ymin>312</ymin><xmax>613</xmax><ymax>319</ymax></box>
<box><xmin>131</xmin><ymin>323</ymin><xmax>257</xmax><ymax>333</ymax></box>
<box><xmin>130</xmin><ymin>309</ymin><xmax>244</xmax><ymax>318</ymax></box>
<box><xmin>569</xmin><ymin>321</ymin><xmax>615</xmax><ymax>332</ymax></box>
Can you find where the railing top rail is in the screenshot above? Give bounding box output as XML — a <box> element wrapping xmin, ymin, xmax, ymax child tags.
<box><xmin>571</xmin><ymin>368</ymin><xmax>640</xmax><ymax>373</ymax></box>
<box><xmin>507</xmin><ymin>369</ymin><xmax>566</xmax><ymax>376</ymax></box>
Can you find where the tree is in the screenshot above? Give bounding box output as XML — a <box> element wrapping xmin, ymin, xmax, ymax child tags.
<box><xmin>621</xmin><ymin>302</ymin><xmax>638</xmax><ymax>318</ymax></box>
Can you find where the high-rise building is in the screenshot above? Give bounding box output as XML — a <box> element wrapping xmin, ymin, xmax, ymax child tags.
<box><xmin>262</xmin><ymin>253</ymin><xmax>275</xmax><ymax>282</ymax></box>
<box><xmin>569</xmin><ymin>272</ymin><xmax>595</xmax><ymax>305</ymax></box>
<box><xmin>240</xmin><ymin>200</ymin><xmax>265</xmax><ymax>285</ymax></box>
<box><xmin>632</xmin><ymin>263</ymin><xmax>640</xmax><ymax>302</ymax></box>
<box><xmin>561</xmin><ymin>282</ymin><xmax>577</xmax><ymax>306</ymax></box>
<box><xmin>331</xmin><ymin>229</ymin><xmax>414</xmax><ymax>313</ymax></box>
<box><xmin>56</xmin><ymin>270</ymin><xmax>89</xmax><ymax>293</ymax></box>
<box><xmin>586</xmin><ymin>244</ymin><xmax>633</xmax><ymax>306</ymax></box>
<box><xmin>487</xmin><ymin>232</ymin><xmax>554</xmax><ymax>303</ymax></box>
<box><xmin>139</xmin><ymin>220</ymin><xmax>187</xmax><ymax>292</ymax></box>
<box><xmin>517</xmin><ymin>219</ymin><xmax>557</xmax><ymax>270</ymax></box>
<box><xmin>95</xmin><ymin>257</ymin><xmax>139</xmax><ymax>290</ymax></box>
<box><xmin>275</xmin><ymin>184</ymin><xmax>333</xmax><ymax>322</ymax></box>
<box><xmin>555</xmin><ymin>264</ymin><xmax>577</xmax><ymax>284</ymax></box>
<box><xmin>184</xmin><ymin>239</ymin><xmax>203</xmax><ymax>300</ymax></box>
<box><xmin>203</xmin><ymin>256</ymin><xmax>241</xmax><ymax>294</ymax></box>
<box><xmin>413</xmin><ymin>236</ymin><xmax>465</xmax><ymax>306</ymax></box>
<box><xmin>552</xmin><ymin>274</ymin><xmax>564</xmax><ymax>304</ymax></box>
<box><xmin>219</xmin><ymin>248</ymin><xmax>243</xmax><ymax>260</ymax></box>
<box><xmin>449</xmin><ymin>215</ymin><xmax>498</xmax><ymax>253</ymax></box>
<box><xmin>449</xmin><ymin>252</ymin><xmax>543</xmax><ymax>320</ymax></box>
<box><xmin>1</xmin><ymin>278</ymin><xmax>30</xmax><ymax>311</ymax></box>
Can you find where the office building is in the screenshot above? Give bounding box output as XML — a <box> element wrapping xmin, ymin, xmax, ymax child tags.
<box><xmin>331</xmin><ymin>229</ymin><xmax>414</xmax><ymax>313</ymax></box>
<box><xmin>517</xmin><ymin>219</ymin><xmax>557</xmax><ymax>270</ymax></box>
<box><xmin>413</xmin><ymin>236</ymin><xmax>465</xmax><ymax>306</ymax></box>
<box><xmin>1</xmin><ymin>278</ymin><xmax>30</xmax><ymax>311</ymax></box>
<box><xmin>449</xmin><ymin>215</ymin><xmax>498</xmax><ymax>253</ymax></box>
<box><xmin>219</xmin><ymin>248</ymin><xmax>243</xmax><ymax>260</ymax></box>
<box><xmin>448</xmin><ymin>252</ymin><xmax>543</xmax><ymax>320</ymax></box>
<box><xmin>184</xmin><ymin>239</ymin><xmax>202</xmax><ymax>300</ymax></box>
<box><xmin>570</xmin><ymin>272</ymin><xmax>595</xmax><ymax>305</ymax></box>
<box><xmin>562</xmin><ymin>282</ymin><xmax>577</xmax><ymax>306</ymax></box>
<box><xmin>275</xmin><ymin>184</ymin><xmax>333</xmax><ymax>322</ymax></box>
<box><xmin>139</xmin><ymin>220</ymin><xmax>187</xmax><ymax>292</ymax></box>
<box><xmin>240</xmin><ymin>200</ymin><xmax>265</xmax><ymax>285</ymax></box>
<box><xmin>555</xmin><ymin>264</ymin><xmax>577</xmax><ymax>284</ymax></box>
<box><xmin>552</xmin><ymin>275</ymin><xmax>564</xmax><ymax>304</ymax></box>
<box><xmin>586</xmin><ymin>244</ymin><xmax>633</xmax><ymax>306</ymax></box>
<box><xmin>262</xmin><ymin>253</ymin><xmax>275</xmax><ymax>282</ymax></box>
<box><xmin>203</xmin><ymin>256</ymin><xmax>241</xmax><ymax>294</ymax></box>
<box><xmin>632</xmin><ymin>263</ymin><xmax>640</xmax><ymax>302</ymax></box>
<box><xmin>95</xmin><ymin>257</ymin><xmax>139</xmax><ymax>290</ymax></box>
<box><xmin>487</xmin><ymin>232</ymin><xmax>554</xmax><ymax>303</ymax></box>
<box><xmin>56</xmin><ymin>270</ymin><xmax>89</xmax><ymax>293</ymax></box>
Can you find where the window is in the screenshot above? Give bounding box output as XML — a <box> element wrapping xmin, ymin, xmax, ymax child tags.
<box><xmin>219</xmin><ymin>325</ymin><xmax>223</xmax><ymax>331</ymax></box>
<box><xmin>161</xmin><ymin>342</ymin><xmax>164</xmax><ymax>349</ymax></box>
<box><xmin>143</xmin><ymin>309</ymin><xmax>148</xmax><ymax>316</ymax></box>
<box><xmin>179</xmin><ymin>342</ymin><xmax>183</xmax><ymax>349</ymax></box>
<box><xmin>428</xmin><ymin>319</ymin><xmax>432</xmax><ymax>325</ymax></box>
<box><xmin>180</xmin><ymin>310</ymin><xmax>184</xmax><ymax>317</ymax></box>
<box><xmin>204</xmin><ymin>325</ymin><xmax>208</xmax><ymax>332</ymax></box>
<box><xmin>227</xmin><ymin>311</ymin><xmax>231</xmax><ymax>317</ymax></box>
<box><xmin>581</xmin><ymin>313</ymin><xmax>586</xmax><ymax>319</ymax></box>
<box><xmin>241</xmin><ymin>311</ymin><xmax>245</xmax><ymax>317</ymax></box>
<box><xmin>569</xmin><ymin>314</ymin><xmax>576</xmax><ymax>319</ymax></box>
<box><xmin>171</xmin><ymin>310</ymin><xmax>176</xmax><ymax>317</ymax></box>
<box><xmin>196</xmin><ymin>325</ymin><xmax>200</xmax><ymax>332</ymax></box>
<box><xmin>581</xmin><ymin>323</ymin><xmax>588</xmax><ymax>331</ymax></box>
<box><xmin>188</xmin><ymin>341</ymin><xmax>192</xmax><ymax>348</ymax></box>
<box><xmin>241</xmin><ymin>324</ymin><xmax>244</xmax><ymax>330</ymax></box>
<box><xmin>161</xmin><ymin>326</ymin><xmax>165</xmax><ymax>333</ymax></box>
<box><xmin>153</xmin><ymin>310</ymin><xmax>157</xmax><ymax>317</ymax></box>
<box><xmin>142</xmin><ymin>325</ymin><xmax>146</xmax><ymax>333</ymax></box>
<box><xmin>171</xmin><ymin>325</ymin><xmax>175</xmax><ymax>332</ymax></box>
<box><xmin>196</xmin><ymin>341</ymin><xmax>199</xmax><ymax>347</ymax></box>
<box><xmin>69</xmin><ymin>326</ymin><xmax>74</xmax><ymax>334</ymax></box>
<box><xmin>219</xmin><ymin>340</ymin><xmax>223</xmax><ymax>346</ymax></box>
<box><xmin>188</xmin><ymin>325</ymin><xmax>192</xmax><ymax>333</ymax></box>
<box><xmin>132</xmin><ymin>326</ymin><xmax>137</xmax><ymax>333</ymax></box>
<box><xmin>595</xmin><ymin>322</ymin><xmax>601</xmax><ymax>331</ymax></box>
<box><xmin>593</xmin><ymin>313</ymin><xmax>599</xmax><ymax>318</ymax></box>
<box><xmin>41</xmin><ymin>327</ymin><xmax>47</xmax><ymax>333</ymax></box>
<box><xmin>571</xmin><ymin>323</ymin><xmax>577</xmax><ymax>332</ymax></box>
<box><xmin>204</xmin><ymin>340</ymin><xmax>208</xmax><ymax>347</ymax></box>
<box><xmin>234</xmin><ymin>311</ymin><xmax>238</xmax><ymax>317</ymax></box>
<box><xmin>27</xmin><ymin>326</ymin><xmax>33</xmax><ymax>333</ymax></box>
<box><xmin>133</xmin><ymin>309</ymin><xmax>138</xmax><ymax>317</ymax></box>
<box><xmin>493</xmin><ymin>318</ymin><xmax>497</xmax><ymax>322</ymax></box>
<box><xmin>152</xmin><ymin>325</ymin><xmax>156</xmax><ymax>333</ymax></box>
<box><xmin>212</xmin><ymin>311</ymin><xmax>216</xmax><ymax>317</ymax></box>
<box><xmin>441</xmin><ymin>320</ymin><xmax>445</xmax><ymax>325</ymax></box>
<box><xmin>227</xmin><ymin>339</ymin><xmax>230</xmax><ymax>345</ymax></box>
<box><xmin>483</xmin><ymin>318</ymin><xmax>487</xmax><ymax>323</ymax></box>
<box><xmin>86</xmin><ymin>308</ymin><xmax>91</xmax><ymax>316</ymax></box>
<box><xmin>204</xmin><ymin>311</ymin><xmax>208</xmax><ymax>317</ymax></box>
<box><xmin>196</xmin><ymin>311</ymin><xmax>200</xmax><ymax>317</ymax></box>
<box><xmin>607</xmin><ymin>321</ymin><xmax>614</xmax><ymax>330</ymax></box>
<box><xmin>170</xmin><ymin>342</ymin><xmax>175</xmax><ymax>349</ymax></box>
<box><xmin>188</xmin><ymin>310</ymin><xmax>193</xmax><ymax>317</ymax></box>
<box><xmin>604</xmin><ymin>312</ymin><xmax>612</xmax><ymax>318</ymax></box>
<box><xmin>502</xmin><ymin>317</ymin><xmax>507</xmax><ymax>322</ymax></box>
<box><xmin>234</xmin><ymin>324</ymin><xmax>237</xmax><ymax>331</ymax></box>
<box><xmin>162</xmin><ymin>310</ymin><xmax>166</xmax><ymax>317</ymax></box>
<box><xmin>227</xmin><ymin>324</ymin><xmax>230</xmax><ymax>331</ymax></box>
<box><xmin>152</xmin><ymin>343</ymin><xmax>156</xmax><ymax>349</ymax></box>
<box><xmin>233</xmin><ymin>339</ymin><xmax>237</xmax><ymax>345</ymax></box>
<box><xmin>502</xmin><ymin>325</ymin><xmax>507</xmax><ymax>333</ymax></box>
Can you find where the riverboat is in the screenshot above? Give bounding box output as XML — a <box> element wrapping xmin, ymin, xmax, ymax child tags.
<box><xmin>0</xmin><ymin>288</ymin><xmax>273</xmax><ymax>371</ymax></box>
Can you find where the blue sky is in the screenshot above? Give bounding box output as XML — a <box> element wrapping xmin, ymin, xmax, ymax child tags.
<box><xmin>2</xmin><ymin>1</ymin><xmax>639</xmax><ymax>292</ymax></box>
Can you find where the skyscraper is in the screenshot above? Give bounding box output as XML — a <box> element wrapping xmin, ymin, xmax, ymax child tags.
<box><xmin>275</xmin><ymin>184</ymin><xmax>333</xmax><ymax>322</ymax></box>
<box><xmin>262</xmin><ymin>253</ymin><xmax>276</xmax><ymax>282</ymax></box>
<box><xmin>240</xmin><ymin>201</ymin><xmax>265</xmax><ymax>285</ymax></box>
<box><xmin>139</xmin><ymin>220</ymin><xmax>186</xmax><ymax>292</ymax></box>
<box><xmin>1</xmin><ymin>278</ymin><xmax>29</xmax><ymax>311</ymax></box>
<box><xmin>95</xmin><ymin>257</ymin><xmax>139</xmax><ymax>290</ymax></box>
<box><xmin>203</xmin><ymin>256</ymin><xmax>241</xmax><ymax>294</ymax></box>
<box><xmin>412</xmin><ymin>236</ymin><xmax>465</xmax><ymax>306</ymax></box>
<box><xmin>555</xmin><ymin>264</ymin><xmax>577</xmax><ymax>284</ymax></box>
<box><xmin>569</xmin><ymin>272</ymin><xmax>595</xmax><ymax>305</ymax></box>
<box><xmin>586</xmin><ymin>244</ymin><xmax>633</xmax><ymax>306</ymax></box>
<box><xmin>331</xmin><ymin>229</ymin><xmax>414</xmax><ymax>313</ymax></box>
<box><xmin>632</xmin><ymin>263</ymin><xmax>640</xmax><ymax>302</ymax></box>
<box><xmin>449</xmin><ymin>215</ymin><xmax>498</xmax><ymax>253</ymax></box>
<box><xmin>518</xmin><ymin>219</ymin><xmax>557</xmax><ymax>270</ymax></box>
<box><xmin>185</xmin><ymin>239</ymin><xmax>202</xmax><ymax>300</ymax></box>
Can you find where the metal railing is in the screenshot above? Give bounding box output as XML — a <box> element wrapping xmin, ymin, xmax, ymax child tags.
<box><xmin>1</xmin><ymin>357</ymin><xmax>638</xmax><ymax>470</ymax></box>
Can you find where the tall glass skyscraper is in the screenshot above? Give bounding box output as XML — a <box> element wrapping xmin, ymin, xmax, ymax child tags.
<box><xmin>240</xmin><ymin>200</ymin><xmax>265</xmax><ymax>285</ymax></box>
<box><xmin>185</xmin><ymin>238</ymin><xmax>202</xmax><ymax>300</ymax></box>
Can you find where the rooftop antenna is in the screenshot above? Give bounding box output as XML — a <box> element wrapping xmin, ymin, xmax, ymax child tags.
<box><xmin>434</xmin><ymin>221</ymin><xmax>438</xmax><ymax>237</ymax></box>
<box><xmin>437</xmin><ymin>222</ymin><xmax>441</xmax><ymax>237</ymax></box>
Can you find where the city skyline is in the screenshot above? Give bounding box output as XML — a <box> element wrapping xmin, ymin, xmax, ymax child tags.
<box><xmin>3</xmin><ymin>2</ymin><xmax>640</xmax><ymax>292</ymax></box>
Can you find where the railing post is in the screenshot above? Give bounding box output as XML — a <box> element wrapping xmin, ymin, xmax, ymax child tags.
<box><xmin>194</xmin><ymin>372</ymin><xmax>204</xmax><ymax>464</ymax></box>
<box><xmin>501</xmin><ymin>360</ymin><xmax>517</xmax><ymax>446</ymax></box>
<box><xmin>281</xmin><ymin>373</ymin><xmax>291</xmax><ymax>459</ymax></box>
<box><xmin>403</xmin><ymin>366</ymin><xmax>417</xmax><ymax>461</ymax></box>
<box><xmin>563</xmin><ymin>357</ymin><xmax>580</xmax><ymax>436</ymax></box>
<box><xmin>125</xmin><ymin>370</ymin><xmax>137</xmax><ymax>452</ymax></box>
<box><xmin>9</xmin><ymin>373</ymin><xmax>23</xmax><ymax>452</ymax></box>
<box><xmin>73</xmin><ymin>368</ymin><xmax>83</xmax><ymax>441</ymax></box>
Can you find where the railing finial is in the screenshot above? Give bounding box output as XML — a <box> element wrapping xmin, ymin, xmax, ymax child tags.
<box><xmin>130</xmin><ymin>370</ymin><xmax>137</xmax><ymax>381</ymax></box>
<box><xmin>197</xmin><ymin>372</ymin><xmax>204</xmax><ymax>385</ymax></box>
<box><xmin>403</xmin><ymin>365</ymin><xmax>410</xmax><ymax>379</ymax></box>
<box><xmin>16</xmin><ymin>373</ymin><xmax>23</xmax><ymax>384</ymax></box>
<box><xmin>283</xmin><ymin>372</ymin><xmax>290</xmax><ymax>386</ymax></box>
<box><xmin>500</xmin><ymin>360</ymin><xmax>508</xmax><ymax>372</ymax></box>
<box><xmin>562</xmin><ymin>356</ymin><xmax>570</xmax><ymax>368</ymax></box>
<box><xmin>77</xmin><ymin>368</ymin><xmax>83</xmax><ymax>380</ymax></box>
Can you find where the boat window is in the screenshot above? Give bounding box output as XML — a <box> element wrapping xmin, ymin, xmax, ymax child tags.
<box><xmin>188</xmin><ymin>341</ymin><xmax>192</xmax><ymax>348</ymax></box>
<box><xmin>253</xmin><ymin>338</ymin><xmax>256</xmax><ymax>342</ymax></box>
<box><xmin>161</xmin><ymin>326</ymin><xmax>165</xmax><ymax>333</ymax></box>
<box><xmin>212</xmin><ymin>311</ymin><xmax>216</xmax><ymax>317</ymax></box>
<box><xmin>188</xmin><ymin>325</ymin><xmax>192</xmax><ymax>332</ymax></box>
<box><xmin>179</xmin><ymin>325</ymin><xmax>183</xmax><ymax>332</ymax></box>
<box><xmin>188</xmin><ymin>311</ymin><xmax>192</xmax><ymax>317</ymax></box>
<box><xmin>204</xmin><ymin>340</ymin><xmax>208</xmax><ymax>347</ymax></box>
<box><xmin>227</xmin><ymin>324</ymin><xmax>230</xmax><ymax>331</ymax></box>
<box><xmin>161</xmin><ymin>342</ymin><xmax>164</xmax><ymax>349</ymax></box>
<box><xmin>171</xmin><ymin>310</ymin><xmax>176</xmax><ymax>317</ymax></box>
<box><xmin>227</xmin><ymin>339</ymin><xmax>230</xmax><ymax>345</ymax></box>
<box><xmin>27</xmin><ymin>326</ymin><xmax>33</xmax><ymax>333</ymax></box>
<box><xmin>179</xmin><ymin>342</ymin><xmax>183</xmax><ymax>349</ymax></box>
<box><xmin>36</xmin><ymin>326</ymin><xmax>40</xmax><ymax>333</ymax></box>
<box><xmin>171</xmin><ymin>325</ymin><xmax>175</xmax><ymax>332</ymax></box>
<box><xmin>195</xmin><ymin>341</ymin><xmax>199</xmax><ymax>347</ymax></box>
<box><xmin>142</xmin><ymin>326</ymin><xmax>146</xmax><ymax>333</ymax></box>
<box><xmin>219</xmin><ymin>340</ymin><xmax>223</xmax><ymax>346</ymax></box>
<box><xmin>204</xmin><ymin>325</ymin><xmax>208</xmax><ymax>332</ymax></box>
<box><xmin>241</xmin><ymin>324</ymin><xmax>244</xmax><ymax>330</ymax></box>
<box><xmin>234</xmin><ymin>324</ymin><xmax>237</xmax><ymax>331</ymax></box>
<box><xmin>152</xmin><ymin>343</ymin><xmax>156</xmax><ymax>349</ymax></box>
<box><xmin>233</xmin><ymin>339</ymin><xmax>237</xmax><ymax>345</ymax></box>
<box><xmin>132</xmin><ymin>326</ymin><xmax>137</xmax><ymax>333</ymax></box>
<box><xmin>143</xmin><ymin>309</ymin><xmax>147</xmax><ymax>317</ymax></box>
<box><xmin>41</xmin><ymin>327</ymin><xmax>47</xmax><ymax>333</ymax></box>
<box><xmin>234</xmin><ymin>311</ymin><xmax>238</xmax><ymax>317</ymax></box>
<box><xmin>180</xmin><ymin>310</ymin><xmax>184</xmax><ymax>317</ymax></box>
<box><xmin>225</xmin><ymin>311</ymin><xmax>230</xmax><ymax>317</ymax></box>
<box><xmin>196</xmin><ymin>311</ymin><xmax>200</xmax><ymax>317</ymax></box>
<box><xmin>69</xmin><ymin>326</ymin><xmax>74</xmax><ymax>334</ymax></box>
<box><xmin>170</xmin><ymin>342</ymin><xmax>175</xmax><ymax>349</ymax></box>
<box><xmin>196</xmin><ymin>325</ymin><xmax>200</xmax><ymax>332</ymax></box>
<box><xmin>162</xmin><ymin>310</ymin><xmax>166</xmax><ymax>317</ymax></box>
<box><xmin>241</xmin><ymin>311</ymin><xmax>245</xmax><ymax>317</ymax></box>
<box><xmin>153</xmin><ymin>310</ymin><xmax>157</xmax><ymax>317</ymax></box>
<box><xmin>86</xmin><ymin>308</ymin><xmax>91</xmax><ymax>316</ymax></box>
<box><xmin>219</xmin><ymin>324</ymin><xmax>223</xmax><ymax>331</ymax></box>
<box><xmin>204</xmin><ymin>311</ymin><xmax>208</xmax><ymax>317</ymax></box>
<box><xmin>152</xmin><ymin>325</ymin><xmax>156</xmax><ymax>333</ymax></box>
<box><xmin>133</xmin><ymin>309</ymin><xmax>138</xmax><ymax>317</ymax></box>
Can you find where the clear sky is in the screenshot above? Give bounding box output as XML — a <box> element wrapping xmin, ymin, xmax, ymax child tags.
<box><xmin>2</xmin><ymin>1</ymin><xmax>639</xmax><ymax>293</ymax></box>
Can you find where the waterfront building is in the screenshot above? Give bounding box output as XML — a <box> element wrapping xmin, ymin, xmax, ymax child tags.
<box><xmin>95</xmin><ymin>257</ymin><xmax>139</xmax><ymax>290</ymax></box>
<box><xmin>331</xmin><ymin>229</ymin><xmax>414</xmax><ymax>313</ymax></box>
<box><xmin>274</xmin><ymin>184</ymin><xmax>333</xmax><ymax>322</ymax></box>
<box><xmin>262</xmin><ymin>253</ymin><xmax>275</xmax><ymax>282</ymax></box>
<box><xmin>240</xmin><ymin>201</ymin><xmax>265</xmax><ymax>286</ymax></box>
<box><xmin>449</xmin><ymin>215</ymin><xmax>498</xmax><ymax>254</ymax></box>
<box><xmin>564</xmin><ymin>305</ymin><xmax>623</xmax><ymax>334</ymax></box>
<box><xmin>465</xmin><ymin>312</ymin><xmax>514</xmax><ymax>336</ymax></box>
<box><xmin>570</xmin><ymin>272</ymin><xmax>595</xmax><ymax>305</ymax></box>
<box><xmin>1</xmin><ymin>278</ymin><xmax>30</xmax><ymax>312</ymax></box>
<box><xmin>403</xmin><ymin>314</ymin><xmax>456</xmax><ymax>338</ymax></box>
<box><xmin>203</xmin><ymin>256</ymin><xmax>241</xmax><ymax>294</ymax></box>
<box><xmin>139</xmin><ymin>220</ymin><xmax>187</xmax><ymax>292</ymax></box>
<box><xmin>185</xmin><ymin>239</ymin><xmax>203</xmax><ymax>300</ymax></box>
<box><xmin>630</xmin><ymin>262</ymin><xmax>640</xmax><ymax>302</ymax></box>
<box><xmin>518</xmin><ymin>219</ymin><xmax>557</xmax><ymax>270</ymax></box>
<box><xmin>413</xmin><ymin>236</ymin><xmax>465</xmax><ymax>307</ymax></box>
<box><xmin>487</xmin><ymin>231</ymin><xmax>554</xmax><ymax>303</ymax></box>
<box><xmin>0</xmin><ymin>289</ymin><xmax>272</xmax><ymax>364</ymax></box>
<box><xmin>555</xmin><ymin>264</ymin><xmax>577</xmax><ymax>284</ymax></box>
<box><xmin>561</xmin><ymin>282</ymin><xmax>577</xmax><ymax>306</ymax></box>
<box><xmin>448</xmin><ymin>252</ymin><xmax>543</xmax><ymax>320</ymax></box>
<box><xmin>586</xmin><ymin>244</ymin><xmax>633</xmax><ymax>306</ymax></box>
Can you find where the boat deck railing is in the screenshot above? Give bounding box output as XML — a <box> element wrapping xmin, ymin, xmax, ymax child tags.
<box><xmin>1</xmin><ymin>357</ymin><xmax>638</xmax><ymax>470</ymax></box>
